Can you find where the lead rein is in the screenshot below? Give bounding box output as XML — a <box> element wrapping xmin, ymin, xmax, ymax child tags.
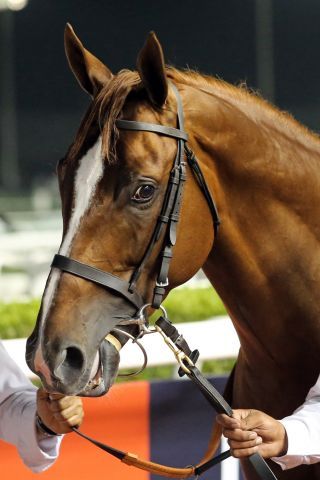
<box><xmin>72</xmin><ymin>313</ymin><xmax>277</xmax><ymax>479</ymax></box>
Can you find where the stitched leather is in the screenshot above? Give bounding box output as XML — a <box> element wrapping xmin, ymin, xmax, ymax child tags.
<box><xmin>122</xmin><ymin>454</ymin><xmax>195</xmax><ymax>479</ymax></box>
<box><xmin>72</xmin><ymin>363</ymin><xmax>278</xmax><ymax>479</ymax></box>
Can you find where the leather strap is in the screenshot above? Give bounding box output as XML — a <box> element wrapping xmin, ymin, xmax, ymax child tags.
<box><xmin>51</xmin><ymin>254</ymin><xmax>144</xmax><ymax>309</ymax></box>
<box><xmin>72</xmin><ymin>362</ymin><xmax>277</xmax><ymax>479</ymax></box>
<box><xmin>122</xmin><ymin>454</ymin><xmax>194</xmax><ymax>479</ymax></box>
<box><xmin>185</xmin><ymin>145</ymin><xmax>220</xmax><ymax>237</ymax></box>
<box><xmin>116</xmin><ymin>119</ymin><xmax>189</xmax><ymax>141</ymax></box>
<box><xmin>129</xmin><ymin>162</ymin><xmax>184</xmax><ymax>293</ymax></box>
<box><xmin>51</xmin><ymin>83</ymin><xmax>220</xmax><ymax>311</ymax></box>
<box><xmin>72</xmin><ymin>315</ymin><xmax>277</xmax><ymax>479</ymax></box>
<box><xmin>188</xmin><ymin>366</ymin><xmax>233</xmax><ymax>415</ymax></box>
<box><xmin>154</xmin><ymin>317</ymin><xmax>278</xmax><ymax>480</ymax></box>
<box><xmin>122</xmin><ymin>85</ymin><xmax>188</xmax><ymax>307</ymax></box>
<box><xmin>72</xmin><ymin>425</ymin><xmax>196</xmax><ymax>479</ymax></box>
<box><xmin>248</xmin><ymin>453</ymin><xmax>278</xmax><ymax>480</ymax></box>
<box><xmin>72</xmin><ymin>427</ymin><xmax>125</xmax><ymax>460</ymax></box>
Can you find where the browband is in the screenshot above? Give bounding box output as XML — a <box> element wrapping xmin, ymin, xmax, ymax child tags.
<box><xmin>116</xmin><ymin>119</ymin><xmax>189</xmax><ymax>141</ymax></box>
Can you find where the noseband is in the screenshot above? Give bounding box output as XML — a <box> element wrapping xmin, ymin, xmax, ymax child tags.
<box><xmin>52</xmin><ymin>82</ymin><xmax>220</xmax><ymax>311</ymax></box>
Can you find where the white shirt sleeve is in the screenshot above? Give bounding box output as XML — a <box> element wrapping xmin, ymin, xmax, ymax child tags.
<box><xmin>0</xmin><ymin>341</ymin><xmax>62</xmax><ymax>472</ymax></box>
<box><xmin>272</xmin><ymin>374</ymin><xmax>320</xmax><ymax>470</ymax></box>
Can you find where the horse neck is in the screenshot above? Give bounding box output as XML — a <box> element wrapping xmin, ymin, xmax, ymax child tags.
<box><xmin>183</xmin><ymin>82</ymin><xmax>320</xmax><ymax>368</ymax></box>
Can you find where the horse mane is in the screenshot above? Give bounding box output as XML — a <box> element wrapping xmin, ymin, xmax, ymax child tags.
<box><xmin>68</xmin><ymin>66</ymin><xmax>320</xmax><ymax>164</ymax></box>
<box><xmin>167</xmin><ymin>67</ymin><xmax>320</xmax><ymax>150</ymax></box>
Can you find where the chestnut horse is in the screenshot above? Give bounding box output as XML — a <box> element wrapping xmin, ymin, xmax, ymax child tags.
<box><xmin>27</xmin><ymin>25</ymin><xmax>320</xmax><ymax>479</ymax></box>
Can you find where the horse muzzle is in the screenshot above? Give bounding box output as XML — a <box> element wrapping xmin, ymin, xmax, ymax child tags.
<box><xmin>26</xmin><ymin>335</ymin><xmax>120</xmax><ymax>397</ymax></box>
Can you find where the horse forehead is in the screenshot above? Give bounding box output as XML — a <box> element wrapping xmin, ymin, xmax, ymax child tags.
<box><xmin>118</xmin><ymin>128</ymin><xmax>178</xmax><ymax>176</ymax></box>
<box><xmin>122</xmin><ymin>127</ymin><xmax>175</xmax><ymax>154</ymax></box>
<box><xmin>120</xmin><ymin>99</ymin><xmax>178</xmax><ymax>167</ymax></box>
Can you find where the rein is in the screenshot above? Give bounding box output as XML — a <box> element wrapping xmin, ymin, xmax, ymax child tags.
<box><xmin>71</xmin><ymin>312</ymin><xmax>276</xmax><ymax>479</ymax></box>
<box><xmin>51</xmin><ymin>83</ymin><xmax>277</xmax><ymax>479</ymax></box>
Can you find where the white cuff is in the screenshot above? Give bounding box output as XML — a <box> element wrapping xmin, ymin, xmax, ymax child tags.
<box><xmin>17</xmin><ymin>401</ymin><xmax>62</xmax><ymax>473</ymax></box>
<box><xmin>271</xmin><ymin>418</ymin><xmax>320</xmax><ymax>470</ymax></box>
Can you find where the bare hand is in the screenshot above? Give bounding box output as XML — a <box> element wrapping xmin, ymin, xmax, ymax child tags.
<box><xmin>36</xmin><ymin>387</ymin><xmax>84</xmax><ymax>435</ymax></box>
<box><xmin>216</xmin><ymin>409</ymin><xmax>288</xmax><ymax>459</ymax></box>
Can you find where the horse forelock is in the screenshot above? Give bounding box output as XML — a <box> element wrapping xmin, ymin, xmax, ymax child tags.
<box><xmin>67</xmin><ymin>69</ymin><xmax>142</xmax><ymax>167</ymax></box>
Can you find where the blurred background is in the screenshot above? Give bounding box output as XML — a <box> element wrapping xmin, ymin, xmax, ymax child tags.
<box><xmin>0</xmin><ymin>1</ymin><xmax>319</xmax><ymax>478</ymax></box>
<box><xmin>1</xmin><ymin>0</ymin><xmax>320</xmax><ymax>301</ymax></box>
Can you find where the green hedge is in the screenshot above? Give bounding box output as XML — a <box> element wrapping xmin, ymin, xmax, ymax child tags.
<box><xmin>0</xmin><ymin>287</ymin><xmax>226</xmax><ymax>339</ymax></box>
<box><xmin>117</xmin><ymin>358</ymin><xmax>236</xmax><ymax>382</ymax></box>
<box><xmin>1</xmin><ymin>288</ymin><xmax>233</xmax><ymax>378</ymax></box>
<box><xmin>161</xmin><ymin>286</ymin><xmax>226</xmax><ymax>323</ymax></box>
<box><xmin>0</xmin><ymin>299</ymin><xmax>41</xmax><ymax>339</ymax></box>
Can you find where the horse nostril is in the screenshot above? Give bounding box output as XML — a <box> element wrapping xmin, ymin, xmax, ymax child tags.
<box><xmin>65</xmin><ymin>346</ymin><xmax>84</xmax><ymax>371</ymax></box>
<box><xmin>54</xmin><ymin>345</ymin><xmax>85</xmax><ymax>383</ymax></box>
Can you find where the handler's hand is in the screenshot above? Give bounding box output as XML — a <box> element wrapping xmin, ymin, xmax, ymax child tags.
<box><xmin>36</xmin><ymin>387</ymin><xmax>84</xmax><ymax>435</ymax></box>
<box><xmin>216</xmin><ymin>409</ymin><xmax>288</xmax><ymax>459</ymax></box>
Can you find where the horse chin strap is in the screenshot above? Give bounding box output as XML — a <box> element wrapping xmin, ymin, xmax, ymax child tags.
<box><xmin>52</xmin><ymin>83</ymin><xmax>277</xmax><ymax>479</ymax></box>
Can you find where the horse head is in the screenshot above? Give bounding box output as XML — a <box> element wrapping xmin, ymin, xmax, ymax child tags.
<box><xmin>26</xmin><ymin>25</ymin><xmax>215</xmax><ymax>396</ymax></box>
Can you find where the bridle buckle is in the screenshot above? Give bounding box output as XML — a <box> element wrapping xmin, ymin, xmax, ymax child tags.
<box><xmin>155</xmin><ymin>278</ymin><xmax>169</xmax><ymax>288</ymax></box>
<box><xmin>155</xmin><ymin>324</ymin><xmax>195</xmax><ymax>374</ymax></box>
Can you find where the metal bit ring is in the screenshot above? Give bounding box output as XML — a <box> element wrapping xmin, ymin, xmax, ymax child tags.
<box><xmin>112</xmin><ymin>327</ymin><xmax>148</xmax><ymax>377</ymax></box>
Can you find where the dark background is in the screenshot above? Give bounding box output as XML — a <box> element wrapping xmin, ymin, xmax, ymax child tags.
<box><xmin>0</xmin><ymin>0</ymin><xmax>320</xmax><ymax>192</ymax></box>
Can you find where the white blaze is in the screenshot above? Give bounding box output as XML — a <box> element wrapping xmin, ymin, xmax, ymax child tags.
<box><xmin>34</xmin><ymin>136</ymin><xmax>104</xmax><ymax>378</ymax></box>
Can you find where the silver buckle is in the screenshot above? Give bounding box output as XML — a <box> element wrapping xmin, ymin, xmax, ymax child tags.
<box><xmin>156</xmin><ymin>278</ymin><xmax>169</xmax><ymax>287</ymax></box>
<box><xmin>117</xmin><ymin>303</ymin><xmax>168</xmax><ymax>339</ymax></box>
<box><xmin>155</xmin><ymin>324</ymin><xmax>194</xmax><ymax>374</ymax></box>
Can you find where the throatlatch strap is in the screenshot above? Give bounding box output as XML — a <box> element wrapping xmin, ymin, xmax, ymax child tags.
<box><xmin>185</xmin><ymin>145</ymin><xmax>220</xmax><ymax>237</ymax></box>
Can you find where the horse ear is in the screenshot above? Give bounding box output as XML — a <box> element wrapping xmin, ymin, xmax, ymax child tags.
<box><xmin>64</xmin><ymin>23</ymin><xmax>112</xmax><ymax>97</ymax></box>
<box><xmin>137</xmin><ymin>32</ymin><xmax>168</xmax><ymax>107</ymax></box>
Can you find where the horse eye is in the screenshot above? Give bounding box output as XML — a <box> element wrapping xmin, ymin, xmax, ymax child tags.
<box><xmin>132</xmin><ymin>184</ymin><xmax>155</xmax><ymax>203</ymax></box>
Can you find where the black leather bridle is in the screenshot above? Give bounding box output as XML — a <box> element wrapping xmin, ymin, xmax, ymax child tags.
<box><xmin>50</xmin><ymin>83</ymin><xmax>277</xmax><ymax>479</ymax></box>
<box><xmin>52</xmin><ymin>82</ymin><xmax>220</xmax><ymax>310</ymax></box>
